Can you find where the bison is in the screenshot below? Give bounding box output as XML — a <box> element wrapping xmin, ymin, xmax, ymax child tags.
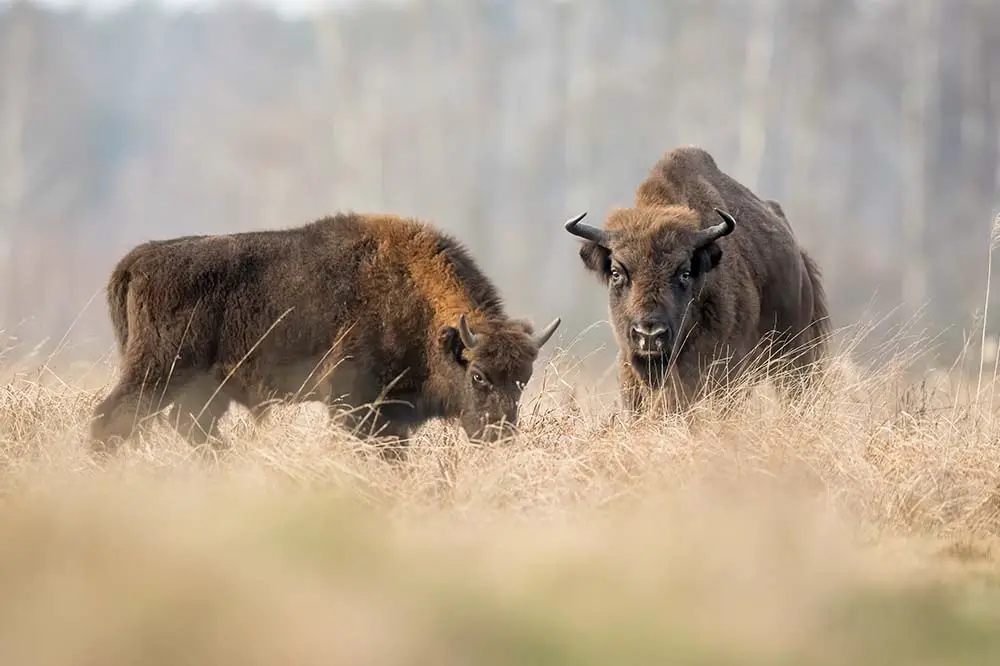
<box><xmin>90</xmin><ymin>212</ymin><xmax>562</xmax><ymax>459</ymax></box>
<box><xmin>563</xmin><ymin>145</ymin><xmax>830</xmax><ymax>414</ymax></box>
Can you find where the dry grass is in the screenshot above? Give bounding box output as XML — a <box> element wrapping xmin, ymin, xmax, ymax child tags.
<box><xmin>3</xmin><ymin>320</ymin><xmax>1000</xmax><ymax>665</ymax></box>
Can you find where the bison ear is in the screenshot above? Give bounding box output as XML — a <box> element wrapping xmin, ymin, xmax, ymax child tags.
<box><xmin>693</xmin><ymin>243</ymin><xmax>723</xmax><ymax>276</ymax></box>
<box><xmin>579</xmin><ymin>242</ymin><xmax>612</xmax><ymax>282</ymax></box>
<box><xmin>764</xmin><ymin>199</ymin><xmax>787</xmax><ymax>220</ymax></box>
<box><xmin>438</xmin><ymin>326</ymin><xmax>469</xmax><ymax>367</ymax></box>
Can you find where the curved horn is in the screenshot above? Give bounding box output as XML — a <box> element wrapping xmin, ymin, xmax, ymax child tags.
<box><xmin>533</xmin><ymin>317</ymin><xmax>561</xmax><ymax>350</ymax></box>
<box><xmin>458</xmin><ymin>313</ymin><xmax>477</xmax><ymax>349</ymax></box>
<box><xmin>564</xmin><ymin>212</ymin><xmax>608</xmax><ymax>246</ymax></box>
<box><xmin>693</xmin><ymin>208</ymin><xmax>737</xmax><ymax>248</ymax></box>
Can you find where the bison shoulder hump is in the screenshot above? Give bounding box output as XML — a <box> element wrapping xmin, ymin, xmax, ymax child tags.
<box><xmin>662</xmin><ymin>145</ymin><xmax>719</xmax><ymax>172</ymax></box>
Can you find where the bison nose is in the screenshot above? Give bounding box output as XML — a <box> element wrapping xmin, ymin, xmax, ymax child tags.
<box><xmin>630</xmin><ymin>320</ymin><xmax>669</xmax><ymax>352</ymax></box>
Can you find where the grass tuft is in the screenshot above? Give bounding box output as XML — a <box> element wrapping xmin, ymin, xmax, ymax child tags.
<box><xmin>3</xmin><ymin>319</ymin><xmax>1000</xmax><ymax>664</ymax></box>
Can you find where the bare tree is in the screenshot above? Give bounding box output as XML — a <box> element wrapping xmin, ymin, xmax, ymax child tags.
<box><xmin>900</xmin><ymin>0</ymin><xmax>941</xmax><ymax>324</ymax></box>
<box><xmin>735</xmin><ymin>0</ymin><xmax>779</xmax><ymax>190</ymax></box>
<box><xmin>0</xmin><ymin>2</ymin><xmax>33</xmax><ymax>324</ymax></box>
<box><xmin>3</xmin><ymin>0</ymin><xmax>1000</xmax><ymax>366</ymax></box>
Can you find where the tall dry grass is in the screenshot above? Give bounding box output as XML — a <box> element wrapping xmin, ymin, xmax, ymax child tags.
<box><xmin>1</xmin><ymin>318</ymin><xmax>1000</xmax><ymax>664</ymax></box>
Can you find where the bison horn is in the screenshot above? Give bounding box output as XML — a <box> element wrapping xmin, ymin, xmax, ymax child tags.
<box><xmin>458</xmin><ymin>313</ymin><xmax>478</xmax><ymax>349</ymax></box>
<box><xmin>564</xmin><ymin>212</ymin><xmax>608</xmax><ymax>247</ymax></box>
<box><xmin>533</xmin><ymin>317</ymin><xmax>561</xmax><ymax>349</ymax></box>
<box><xmin>693</xmin><ymin>208</ymin><xmax>737</xmax><ymax>248</ymax></box>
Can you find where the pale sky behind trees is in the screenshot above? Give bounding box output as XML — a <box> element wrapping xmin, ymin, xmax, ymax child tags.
<box><xmin>3</xmin><ymin>0</ymin><xmax>395</xmax><ymax>15</ymax></box>
<box><xmin>1</xmin><ymin>0</ymin><xmax>996</xmax><ymax>371</ymax></box>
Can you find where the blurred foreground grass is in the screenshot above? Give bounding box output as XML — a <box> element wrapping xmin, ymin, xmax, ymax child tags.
<box><xmin>5</xmin><ymin>328</ymin><xmax>1000</xmax><ymax>665</ymax></box>
<box><xmin>2</xmin><ymin>470</ymin><xmax>1000</xmax><ymax>666</ymax></box>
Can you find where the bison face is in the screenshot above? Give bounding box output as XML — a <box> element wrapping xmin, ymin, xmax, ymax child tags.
<box><xmin>565</xmin><ymin>207</ymin><xmax>736</xmax><ymax>385</ymax></box>
<box><xmin>438</xmin><ymin>313</ymin><xmax>560</xmax><ymax>442</ymax></box>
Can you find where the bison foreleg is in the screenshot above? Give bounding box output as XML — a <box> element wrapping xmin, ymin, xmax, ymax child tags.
<box><xmin>332</xmin><ymin>400</ymin><xmax>417</xmax><ymax>464</ymax></box>
<box><xmin>618</xmin><ymin>358</ymin><xmax>647</xmax><ymax>415</ymax></box>
<box><xmin>169</xmin><ymin>375</ymin><xmax>232</xmax><ymax>452</ymax></box>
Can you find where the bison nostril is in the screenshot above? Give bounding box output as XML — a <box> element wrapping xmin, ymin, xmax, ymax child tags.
<box><xmin>631</xmin><ymin>321</ymin><xmax>668</xmax><ymax>351</ymax></box>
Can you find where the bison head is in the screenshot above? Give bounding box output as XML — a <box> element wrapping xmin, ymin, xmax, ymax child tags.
<box><xmin>438</xmin><ymin>313</ymin><xmax>560</xmax><ymax>442</ymax></box>
<box><xmin>565</xmin><ymin>206</ymin><xmax>736</xmax><ymax>385</ymax></box>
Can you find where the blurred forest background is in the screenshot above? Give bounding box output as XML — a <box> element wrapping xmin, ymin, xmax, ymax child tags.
<box><xmin>1</xmin><ymin>0</ymin><xmax>999</xmax><ymax>373</ymax></box>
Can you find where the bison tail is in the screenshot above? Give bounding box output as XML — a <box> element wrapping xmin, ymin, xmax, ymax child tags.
<box><xmin>106</xmin><ymin>263</ymin><xmax>132</xmax><ymax>356</ymax></box>
<box><xmin>801</xmin><ymin>250</ymin><xmax>832</xmax><ymax>365</ymax></box>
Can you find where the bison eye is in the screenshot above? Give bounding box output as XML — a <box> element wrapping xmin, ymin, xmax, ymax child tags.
<box><xmin>471</xmin><ymin>371</ymin><xmax>486</xmax><ymax>385</ymax></box>
<box><xmin>678</xmin><ymin>269</ymin><xmax>692</xmax><ymax>286</ymax></box>
<box><xmin>610</xmin><ymin>268</ymin><xmax>625</xmax><ymax>286</ymax></box>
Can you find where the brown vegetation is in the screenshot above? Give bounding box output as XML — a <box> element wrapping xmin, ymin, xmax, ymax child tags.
<box><xmin>2</xmin><ymin>314</ymin><xmax>1000</xmax><ymax>663</ymax></box>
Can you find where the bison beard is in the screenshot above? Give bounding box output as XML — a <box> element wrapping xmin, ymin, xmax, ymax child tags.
<box><xmin>565</xmin><ymin>145</ymin><xmax>831</xmax><ymax>414</ymax></box>
<box><xmin>89</xmin><ymin>212</ymin><xmax>561</xmax><ymax>460</ymax></box>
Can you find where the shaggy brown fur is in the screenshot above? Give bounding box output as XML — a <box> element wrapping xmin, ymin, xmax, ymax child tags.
<box><xmin>91</xmin><ymin>212</ymin><xmax>561</xmax><ymax>459</ymax></box>
<box><xmin>565</xmin><ymin>145</ymin><xmax>830</xmax><ymax>414</ymax></box>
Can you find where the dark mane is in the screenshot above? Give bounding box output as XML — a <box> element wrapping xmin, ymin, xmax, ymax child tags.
<box><xmin>433</xmin><ymin>233</ymin><xmax>506</xmax><ymax>318</ymax></box>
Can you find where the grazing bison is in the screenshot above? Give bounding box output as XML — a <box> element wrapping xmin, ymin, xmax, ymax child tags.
<box><xmin>90</xmin><ymin>212</ymin><xmax>562</xmax><ymax>458</ymax></box>
<box><xmin>564</xmin><ymin>145</ymin><xmax>830</xmax><ymax>413</ymax></box>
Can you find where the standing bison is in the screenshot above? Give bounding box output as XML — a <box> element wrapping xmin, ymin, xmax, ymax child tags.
<box><xmin>90</xmin><ymin>212</ymin><xmax>561</xmax><ymax>459</ymax></box>
<box><xmin>564</xmin><ymin>145</ymin><xmax>830</xmax><ymax>413</ymax></box>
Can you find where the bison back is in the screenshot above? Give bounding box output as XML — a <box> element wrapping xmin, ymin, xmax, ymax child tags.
<box><xmin>120</xmin><ymin>219</ymin><xmax>380</xmax><ymax>376</ymax></box>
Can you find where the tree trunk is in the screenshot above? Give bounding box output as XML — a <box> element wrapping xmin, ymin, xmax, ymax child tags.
<box><xmin>900</xmin><ymin>0</ymin><xmax>940</xmax><ymax>325</ymax></box>
<box><xmin>735</xmin><ymin>0</ymin><xmax>779</xmax><ymax>191</ymax></box>
<box><xmin>0</xmin><ymin>6</ymin><xmax>32</xmax><ymax>325</ymax></box>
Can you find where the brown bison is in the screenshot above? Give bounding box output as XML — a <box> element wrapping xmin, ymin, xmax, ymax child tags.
<box><xmin>564</xmin><ymin>145</ymin><xmax>830</xmax><ymax>413</ymax></box>
<box><xmin>90</xmin><ymin>212</ymin><xmax>562</xmax><ymax>458</ymax></box>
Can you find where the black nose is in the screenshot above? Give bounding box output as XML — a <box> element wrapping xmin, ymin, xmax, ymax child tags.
<box><xmin>629</xmin><ymin>320</ymin><xmax>669</xmax><ymax>352</ymax></box>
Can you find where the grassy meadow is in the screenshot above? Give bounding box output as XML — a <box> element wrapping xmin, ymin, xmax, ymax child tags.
<box><xmin>2</xmin><ymin>318</ymin><xmax>1000</xmax><ymax>665</ymax></box>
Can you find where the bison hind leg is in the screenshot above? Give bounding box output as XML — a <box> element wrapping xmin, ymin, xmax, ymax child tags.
<box><xmin>89</xmin><ymin>364</ymin><xmax>195</xmax><ymax>457</ymax></box>
<box><xmin>769</xmin><ymin>336</ymin><xmax>829</xmax><ymax>407</ymax></box>
<box><xmin>169</xmin><ymin>374</ymin><xmax>233</xmax><ymax>453</ymax></box>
